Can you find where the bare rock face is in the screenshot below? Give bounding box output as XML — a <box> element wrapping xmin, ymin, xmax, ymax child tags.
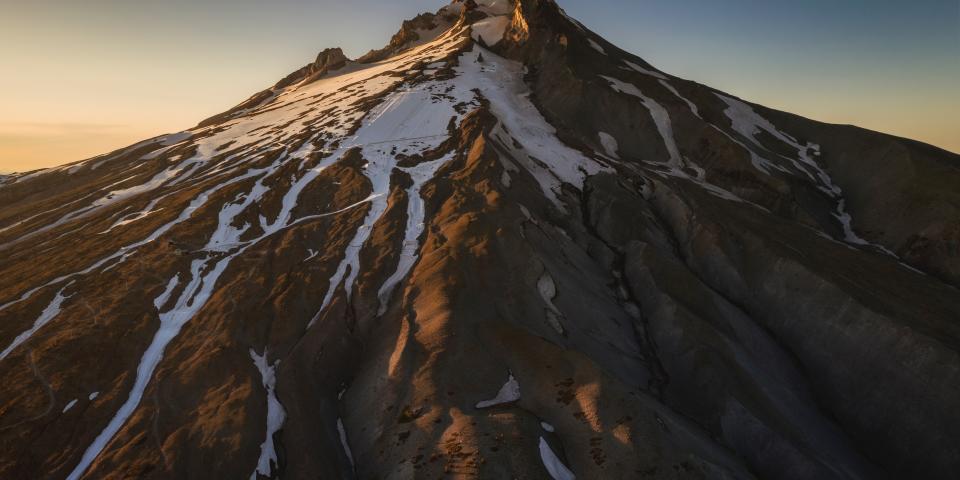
<box><xmin>278</xmin><ymin>47</ymin><xmax>350</xmax><ymax>88</ymax></box>
<box><xmin>357</xmin><ymin>13</ymin><xmax>444</xmax><ymax>64</ymax></box>
<box><xmin>2</xmin><ymin>1</ymin><xmax>959</xmax><ymax>479</ymax></box>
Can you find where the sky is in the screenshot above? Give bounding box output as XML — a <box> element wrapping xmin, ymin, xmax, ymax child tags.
<box><xmin>0</xmin><ymin>0</ymin><xmax>957</xmax><ymax>173</ymax></box>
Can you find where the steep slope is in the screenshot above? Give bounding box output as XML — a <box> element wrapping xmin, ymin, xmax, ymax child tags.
<box><xmin>1</xmin><ymin>1</ymin><xmax>958</xmax><ymax>479</ymax></box>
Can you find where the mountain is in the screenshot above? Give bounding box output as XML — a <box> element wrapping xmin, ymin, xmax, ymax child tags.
<box><xmin>2</xmin><ymin>0</ymin><xmax>959</xmax><ymax>478</ymax></box>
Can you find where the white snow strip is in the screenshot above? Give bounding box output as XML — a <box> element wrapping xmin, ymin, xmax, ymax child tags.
<box><xmin>623</xmin><ymin>60</ymin><xmax>667</xmax><ymax>80</ymax></box>
<box><xmin>0</xmin><ymin>197</ymin><xmax>98</xmax><ymax>237</ymax></box>
<box><xmin>0</xmin><ymin>285</ymin><xmax>71</xmax><ymax>362</ymax></box>
<box><xmin>205</xmin><ymin>172</ymin><xmax>273</xmax><ymax>252</ymax></box>
<box><xmin>538</xmin><ymin>273</ymin><xmax>558</xmax><ymax>309</ymax></box>
<box><xmin>250</xmin><ymin>349</ymin><xmax>286</xmax><ymax>480</ymax></box>
<box><xmin>154</xmin><ymin>275</ymin><xmax>180</xmax><ymax>311</ymax></box>
<box><xmin>598</xmin><ymin>132</ymin><xmax>620</xmax><ymax>159</ymax></box>
<box><xmin>716</xmin><ymin>94</ymin><xmax>808</xmax><ymax>162</ymax></box>
<box><xmin>140</xmin><ymin>132</ymin><xmax>193</xmax><ymax>161</ymax></box>
<box><xmin>541</xmin><ymin>422</ymin><xmax>555</xmax><ymax>432</ymax></box>
<box><xmin>0</xmin><ymin>198</ymin><xmax>88</xmax><ymax>236</ymax></box>
<box><xmin>475</xmin><ymin>373</ymin><xmax>521</xmax><ymax>408</ymax></box>
<box><xmin>539</xmin><ymin>437</ymin><xmax>576</xmax><ymax>480</ymax></box>
<box><xmin>338</xmin><ymin>418</ymin><xmax>355</xmax><ymax>468</ymax></box>
<box><xmin>100</xmin><ymin>195</ymin><xmax>168</xmax><ymax>234</ymax></box>
<box><xmin>715</xmin><ymin>93</ymin><xmax>893</xmax><ymax>251</ymax></box>
<box><xmin>67</xmin><ymin>257</ymin><xmax>236</xmax><ymax>480</ymax></box>
<box><xmin>85</xmin><ymin>154</ymin><xmax>208</xmax><ymax>218</ymax></box>
<box><xmin>538</xmin><ymin>272</ymin><xmax>565</xmax><ymax>334</ymax></box>
<box><xmin>600</xmin><ymin>75</ymin><xmax>683</xmax><ymax>171</ymax></box>
<box><xmin>0</xmin><ymin>204</ymin><xmax>97</xmax><ymax>249</ymax></box>
<box><xmin>520</xmin><ymin>205</ymin><xmax>538</xmax><ymax>225</ymax></box>
<box><xmin>377</xmin><ymin>153</ymin><xmax>454</xmax><ymax>315</ymax></box>
<box><xmin>10</xmin><ymin>168</ymin><xmax>54</xmax><ymax>184</ymax></box>
<box><xmin>71</xmin><ymin>196</ymin><xmax>371</xmax><ymax>477</ymax></box>
<box><xmin>587</xmin><ymin>39</ymin><xmax>606</xmax><ymax>54</ymax></box>
<box><xmin>89</xmin><ymin>392</ymin><xmax>100</xmax><ymax>401</ymax></box>
<box><xmin>713</xmin><ymin>94</ymin><xmax>799</xmax><ymax>175</ymax></box>
<box><xmin>62</xmin><ymin>399</ymin><xmax>78</xmax><ymax>414</ymax></box>
<box><xmin>498</xmin><ymin>153</ymin><xmax>518</xmax><ymax>188</ymax></box>
<box><xmin>658</xmin><ymin>80</ymin><xmax>700</xmax><ymax>118</ymax></box>
<box><xmin>0</xmin><ymin>157</ymin><xmax>238</xmax><ymax>248</ymax></box>
<box><xmin>0</xmin><ymin>166</ymin><xmax>267</xmax><ymax>314</ymax></box>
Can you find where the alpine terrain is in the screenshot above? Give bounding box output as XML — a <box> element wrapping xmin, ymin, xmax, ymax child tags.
<box><xmin>1</xmin><ymin>1</ymin><xmax>959</xmax><ymax>478</ymax></box>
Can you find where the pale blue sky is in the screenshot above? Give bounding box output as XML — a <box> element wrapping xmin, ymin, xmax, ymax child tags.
<box><xmin>0</xmin><ymin>0</ymin><xmax>957</xmax><ymax>171</ymax></box>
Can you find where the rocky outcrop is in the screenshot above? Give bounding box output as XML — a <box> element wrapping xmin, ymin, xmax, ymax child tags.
<box><xmin>277</xmin><ymin>48</ymin><xmax>349</xmax><ymax>88</ymax></box>
<box><xmin>357</xmin><ymin>13</ymin><xmax>445</xmax><ymax>64</ymax></box>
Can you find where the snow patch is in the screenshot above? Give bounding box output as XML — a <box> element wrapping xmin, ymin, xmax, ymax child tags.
<box><xmin>204</xmin><ymin>187</ymin><xmax>261</xmax><ymax>251</ymax></box>
<box><xmin>338</xmin><ymin>418</ymin><xmax>355</xmax><ymax>468</ymax></box>
<box><xmin>89</xmin><ymin>392</ymin><xmax>99</xmax><ymax>401</ymax></box>
<box><xmin>101</xmin><ymin>195</ymin><xmax>169</xmax><ymax>234</ymax></box>
<box><xmin>250</xmin><ymin>349</ymin><xmax>286</xmax><ymax>480</ymax></box>
<box><xmin>539</xmin><ymin>437</ymin><xmax>576</xmax><ymax>480</ymax></box>
<box><xmin>519</xmin><ymin>205</ymin><xmax>538</xmax><ymax>226</ymax></box>
<box><xmin>67</xmin><ymin>257</ymin><xmax>239</xmax><ymax>480</ymax></box>
<box><xmin>623</xmin><ymin>60</ymin><xmax>667</xmax><ymax>80</ymax></box>
<box><xmin>0</xmin><ymin>285</ymin><xmax>71</xmax><ymax>362</ymax></box>
<box><xmin>475</xmin><ymin>373</ymin><xmax>521</xmax><ymax>408</ymax></box>
<box><xmin>538</xmin><ymin>273</ymin><xmax>557</xmax><ymax>304</ymax></box>
<box><xmin>598</xmin><ymin>132</ymin><xmax>619</xmax><ymax>159</ymax></box>
<box><xmin>715</xmin><ymin>93</ymin><xmax>893</xmax><ymax>252</ymax></box>
<box><xmin>538</xmin><ymin>273</ymin><xmax>565</xmax><ymax>334</ymax></box>
<box><xmin>598</xmin><ymin>76</ymin><xmax>760</xmax><ymax>206</ymax></box>
<box><xmin>600</xmin><ymin>75</ymin><xmax>682</xmax><ymax>171</ymax></box>
<box><xmin>658</xmin><ymin>80</ymin><xmax>701</xmax><ymax>118</ymax></box>
<box><xmin>63</xmin><ymin>399</ymin><xmax>78</xmax><ymax>414</ymax></box>
<box><xmin>154</xmin><ymin>275</ymin><xmax>180</xmax><ymax>311</ymax></box>
<box><xmin>541</xmin><ymin>421</ymin><xmax>555</xmax><ymax>432</ymax></box>
<box><xmin>713</xmin><ymin>94</ymin><xmax>797</xmax><ymax>175</ymax></box>
<box><xmin>587</xmin><ymin>39</ymin><xmax>606</xmax><ymax>54</ymax></box>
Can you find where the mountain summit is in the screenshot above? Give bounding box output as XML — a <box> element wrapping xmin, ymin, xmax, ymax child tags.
<box><xmin>1</xmin><ymin>1</ymin><xmax>959</xmax><ymax>478</ymax></box>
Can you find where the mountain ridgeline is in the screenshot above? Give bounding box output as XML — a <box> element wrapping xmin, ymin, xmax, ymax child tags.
<box><xmin>1</xmin><ymin>0</ymin><xmax>958</xmax><ymax>478</ymax></box>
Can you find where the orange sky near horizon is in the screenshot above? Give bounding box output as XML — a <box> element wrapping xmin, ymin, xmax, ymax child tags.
<box><xmin>1</xmin><ymin>0</ymin><xmax>957</xmax><ymax>173</ymax></box>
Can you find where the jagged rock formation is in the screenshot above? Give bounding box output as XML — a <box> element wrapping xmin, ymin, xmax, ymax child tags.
<box><xmin>1</xmin><ymin>1</ymin><xmax>959</xmax><ymax>479</ymax></box>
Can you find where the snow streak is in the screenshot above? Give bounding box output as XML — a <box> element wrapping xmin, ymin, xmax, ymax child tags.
<box><xmin>249</xmin><ymin>349</ymin><xmax>286</xmax><ymax>480</ymax></box>
<box><xmin>539</xmin><ymin>437</ymin><xmax>576</xmax><ymax>480</ymax></box>
<box><xmin>475</xmin><ymin>373</ymin><xmax>521</xmax><ymax>408</ymax></box>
